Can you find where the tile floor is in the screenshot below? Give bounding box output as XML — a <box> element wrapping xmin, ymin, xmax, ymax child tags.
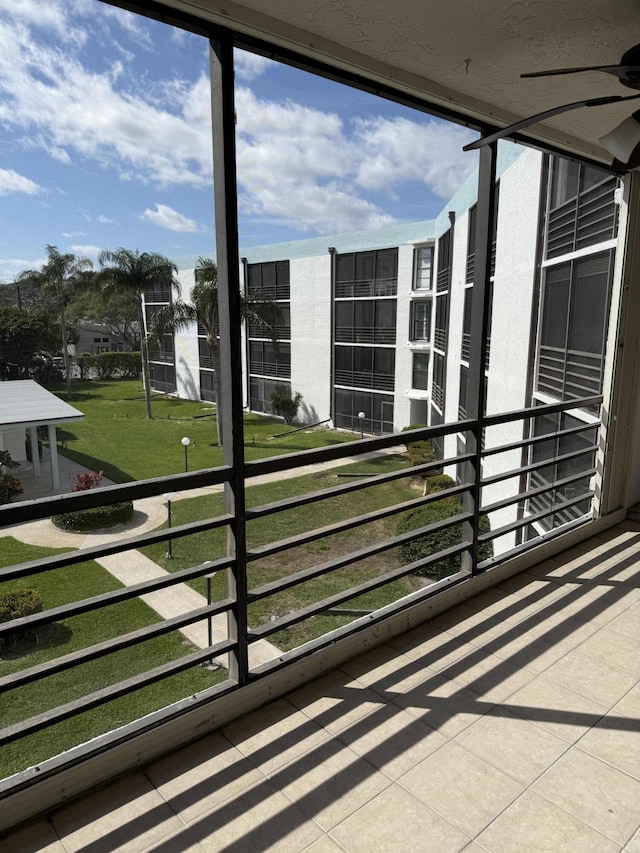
<box><xmin>1</xmin><ymin>522</ymin><xmax>639</xmax><ymax>852</ymax></box>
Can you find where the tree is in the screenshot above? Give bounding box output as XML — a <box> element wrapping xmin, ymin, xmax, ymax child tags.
<box><xmin>0</xmin><ymin>307</ymin><xmax>60</xmax><ymax>379</ymax></box>
<box><xmin>98</xmin><ymin>249</ymin><xmax>179</xmax><ymax>420</ymax></box>
<box><xmin>157</xmin><ymin>257</ymin><xmax>280</xmax><ymax>445</ymax></box>
<box><xmin>270</xmin><ymin>387</ymin><xmax>302</xmax><ymax>425</ymax></box>
<box><xmin>17</xmin><ymin>246</ymin><xmax>92</xmax><ymax>397</ymax></box>
<box><xmin>68</xmin><ymin>287</ymin><xmax>140</xmax><ymax>350</ymax></box>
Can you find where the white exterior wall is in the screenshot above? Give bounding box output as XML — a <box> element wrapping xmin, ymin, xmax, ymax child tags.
<box><xmin>173</xmin><ymin>270</ymin><xmax>201</xmax><ymax>403</ymax></box>
<box><xmin>0</xmin><ymin>429</ymin><xmax>26</xmax><ymax>463</ymax></box>
<box><xmin>394</xmin><ymin>243</ymin><xmax>418</xmax><ymax>429</ymax></box>
<box><xmin>483</xmin><ymin>148</ymin><xmax>543</xmax><ymax>553</ymax></box>
<box><xmin>289</xmin><ymin>255</ymin><xmax>333</xmax><ymax>424</ymax></box>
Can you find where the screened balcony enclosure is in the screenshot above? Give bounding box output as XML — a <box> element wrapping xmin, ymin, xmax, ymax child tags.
<box><xmin>1</xmin><ymin>0</ymin><xmax>640</xmax><ymax>844</ymax></box>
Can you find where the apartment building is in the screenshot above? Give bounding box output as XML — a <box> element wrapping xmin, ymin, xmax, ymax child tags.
<box><xmin>159</xmin><ymin>144</ymin><xmax>617</xmax><ymax>556</ymax></box>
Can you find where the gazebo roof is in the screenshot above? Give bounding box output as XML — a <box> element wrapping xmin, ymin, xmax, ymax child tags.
<box><xmin>0</xmin><ymin>381</ymin><xmax>84</xmax><ymax>431</ymax></box>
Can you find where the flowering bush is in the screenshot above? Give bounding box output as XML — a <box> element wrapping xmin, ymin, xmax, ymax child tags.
<box><xmin>72</xmin><ymin>470</ymin><xmax>103</xmax><ymax>491</ymax></box>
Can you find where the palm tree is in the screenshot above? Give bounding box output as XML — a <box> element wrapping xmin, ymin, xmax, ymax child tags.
<box><xmin>98</xmin><ymin>249</ymin><xmax>179</xmax><ymax>419</ymax></box>
<box><xmin>17</xmin><ymin>245</ymin><xmax>92</xmax><ymax>398</ymax></box>
<box><xmin>158</xmin><ymin>257</ymin><xmax>280</xmax><ymax>446</ymax></box>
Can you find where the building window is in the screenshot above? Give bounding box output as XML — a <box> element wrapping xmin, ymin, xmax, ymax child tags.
<box><xmin>412</xmin><ymin>353</ymin><xmax>429</xmax><ymax>390</ymax></box>
<box><xmin>334</xmin><ymin>345</ymin><xmax>395</xmax><ymax>392</ymax></box>
<box><xmin>413</xmin><ymin>246</ymin><xmax>433</xmax><ymax>291</ymax></box>
<box><xmin>246</xmin><ymin>260</ymin><xmax>290</xmax><ymax>299</ymax></box>
<box><xmin>411</xmin><ymin>301</ymin><xmax>431</xmax><ymax>342</ymax></box>
<box><xmin>334</xmin><ymin>389</ymin><xmax>394</xmax><ymax>434</ymax></box>
<box><xmin>199</xmin><ymin>370</ymin><xmax>216</xmax><ymax>403</ymax></box>
<box><xmin>249</xmin><ymin>341</ymin><xmax>291</xmax><ymax>379</ymax></box>
<box><xmin>432</xmin><ymin>351</ymin><xmax>445</xmax><ymax>410</ymax></box>
<box><xmin>430</xmin><ymin>404</ymin><xmax>443</xmax><ymax>459</ymax></box>
<box><xmin>546</xmin><ymin>158</ymin><xmax>617</xmax><ymax>259</ymax></box>
<box><xmin>250</xmin><ymin>378</ymin><xmax>290</xmax><ymax>413</ymax></box>
<box><xmin>458</xmin><ymin>365</ymin><xmax>468</xmax><ymax>420</ymax></box>
<box><xmin>335</xmin><ymin>249</ymin><xmax>398</xmax><ymax>298</ymax></box>
<box><xmin>528</xmin><ymin>409</ymin><xmax>598</xmax><ymax>531</ymax></box>
<box><xmin>536</xmin><ymin>250</ymin><xmax>614</xmax><ymax>403</ymax></box>
<box><xmin>335</xmin><ymin>300</ymin><xmax>396</xmax><ymax>344</ymax></box>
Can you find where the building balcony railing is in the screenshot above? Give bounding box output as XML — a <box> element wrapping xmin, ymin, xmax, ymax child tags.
<box><xmin>248</xmin><ymin>324</ymin><xmax>291</xmax><ymax>340</ymax></box>
<box><xmin>334</xmin><ymin>369</ymin><xmax>395</xmax><ymax>391</ymax></box>
<box><xmin>148</xmin><ymin>350</ymin><xmax>175</xmax><ymax>364</ymax></box>
<box><xmin>546</xmin><ymin>176</ymin><xmax>617</xmax><ymax>259</ymax></box>
<box><xmin>249</xmin><ymin>361</ymin><xmax>291</xmax><ymax>379</ymax></box>
<box><xmin>434</xmin><ymin>328</ymin><xmax>447</xmax><ymax>351</ymax></box>
<box><xmin>0</xmin><ymin>393</ymin><xmax>603</xmax><ymax>825</ymax></box>
<box><xmin>334</xmin><ymin>327</ymin><xmax>396</xmax><ymax>345</ymax></box>
<box><xmin>335</xmin><ymin>279</ymin><xmax>398</xmax><ymax>298</ymax></box>
<box><xmin>536</xmin><ymin>345</ymin><xmax>603</xmax><ymax>405</ymax></box>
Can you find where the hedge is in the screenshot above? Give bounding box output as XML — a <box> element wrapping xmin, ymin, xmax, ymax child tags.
<box><xmin>76</xmin><ymin>351</ymin><xmax>141</xmax><ymax>380</ymax></box>
<box><xmin>397</xmin><ymin>495</ymin><xmax>493</xmax><ymax>580</ymax></box>
<box><xmin>52</xmin><ymin>501</ymin><xmax>134</xmax><ymax>532</ymax></box>
<box><xmin>0</xmin><ymin>588</ymin><xmax>43</xmax><ymax>649</ymax></box>
<box><xmin>401</xmin><ymin>424</ymin><xmax>439</xmax><ymax>468</ymax></box>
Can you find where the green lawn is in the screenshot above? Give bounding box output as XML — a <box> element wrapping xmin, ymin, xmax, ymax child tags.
<box><xmin>0</xmin><ymin>538</ymin><xmax>224</xmax><ymax>778</ymax></box>
<box><xmin>140</xmin><ymin>454</ymin><xmax>424</xmax><ymax>650</ymax></box>
<box><xmin>49</xmin><ymin>379</ymin><xmax>356</xmax><ymax>481</ymax></box>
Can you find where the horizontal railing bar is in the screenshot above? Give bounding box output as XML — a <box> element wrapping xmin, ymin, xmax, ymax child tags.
<box><xmin>0</xmin><ymin>465</ymin><xmax>233</xmax><ymax>528</ymax></box>
<box><xmin>247</xmin><ymin>483</ymin><xmax>470</xmax><ymax>562</ymax></box>
<box><xmin>246</xmin><ymin>455</ymin><xmax>475</xmax><ymax>520</ymax></box>
<box><xmin>0</xmin><ymin>557</ymin><xmax>233</xmax><ymax>640</ymax></box>
<box><xmin>250</xmin><ymin>541</ymin><xmax>470</xmax><ymax>640</ymax></box>
<box><xmin>0</xmin><ymin>642</ymin><xmax>234</xmax><ymax>747</ymax></box>
<box><xmin>0</xmin><ymin>514</ymin><xmax>233</xmax><ymax>584</ymax></box>
<box><xmin>248</xmin><ymin>510</ymin><xmax>473</xmax><ymax>602</ymax></box>
<box><xmin>480</xmin><ymin>467</ymin><xmax>596</xmax><ymax>514</ymax></box>
<box><xmin>0</xmin><ymin>601</ymin><xmax>232</xmax><ymax>692</ymax></box>
<box><xmin>244</xmin><ymin>420</ymin><xmax>475</xmax><ymax>479</ymax></box>
<box><xmin>476</xmin><ymin>515</ymin><xmax>588</xmax><ymax>572</ymax></box>
<box><xmin>481</xmin><ymin>395</ymin><xmax>602</xmax><ymax>428</ymax></box>
<box><xmin>481</xmin><ymin>444</ymin><xmax>597</xmax><ymax>488</ymax></box>
<box><xmin>479</xmin><ymin>490</ymin><xmax>593</xmax><ymax>542</ymax></box>
<box><xmin>481</xmin><ymin>421</ymin><xmax>600</xmax><ymax>459</ymax></box>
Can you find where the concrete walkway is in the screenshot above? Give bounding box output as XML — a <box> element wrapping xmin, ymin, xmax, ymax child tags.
<box><xmin>6</xmin><ymin>444</ymin><xmax>406</xmax><ymax>669</ymax></box>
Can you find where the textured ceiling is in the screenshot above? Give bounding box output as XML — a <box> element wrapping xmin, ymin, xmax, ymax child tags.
<box><xmin>166</xmin><ymin>0</ymin><xmax>639</xmax><ymax>162</ymax></box>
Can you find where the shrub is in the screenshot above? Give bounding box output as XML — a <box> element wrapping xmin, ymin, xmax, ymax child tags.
<box><xmin>423</xmin><ymin>473</ymin><xmax>456</xmax><ymax>494</ymax></box>
<box><xmin>0</xmin><ymin>588</ymin><xmax>43</xmax><ymax>649</ymax></box>
<box><xmin>52</xmin><ymin>501</ymin><xmax>134</xmax><ymax>532</ymax></box>
<box><xmin>270</xmin><ymin>387</ymin><xmax>303</xmax><ymax>425</ymax></box>
<box><xmin>72</xmin><ymin>470</ymin><xmax>103</xmax><ymax>491</ymax></box>
<box><xmin>397</xmin><ymin>496</ymin><xmax>493</xmax><ymax>580</ymax></box>
<box><xmin>401</xmin><ymin>424</ymin><xmax>439</xmax><ymax>469</ymax></box>
<box><xmin>0</xmin><ymin>474</ymin><xmax>23</xmax><ymax>505</ymax></box>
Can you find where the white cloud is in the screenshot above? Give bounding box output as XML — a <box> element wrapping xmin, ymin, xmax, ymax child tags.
<box><xmin>0</xmin><ymin>168</ymin><xmax>42</xmax><ymax>196</ymax></box>
<box><xmin>0</xmin><ymin>257</ymin><xmax>44</xmax><ymax>282</ymax></box>
<box><xmin>0</xmin><ymin>18</ymin><xmax>212</xmax><ymax>188</ymax></box>
<box><xmin>235</xmin><ymin>87</ymin><xmax>394</xmax><ymax>233</ymax></box>
<box><xmin>235</xmin><ymin>51</ymin><xmax>271</xmax><ymax>81</ymax></box>
<box><xmin>69</xmin><ymin>244</ymin><xmax>101</xmax><ymax>260</ymax></box>
<box><xmin>62</xmin><ymin>231</ymin><xmax>86</xmax><ymax>238</ymax></box>
<box><xmin>354</xmin><ymin>116</ymin><xmax>477</xmax><ymax>199</ymax></box>
<box><xmin>97</xmin><ymin>215</ymin><xmax>117</xmax><ymax>225</ymax></box>
<box><xmin>140</xmin><ymin>204</ymin><xmax>199</xmax><ymax>232</ymax></box>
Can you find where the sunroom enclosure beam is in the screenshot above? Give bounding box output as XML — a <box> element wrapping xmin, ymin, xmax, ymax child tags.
<box><xmin>462</xmin><ymin>142</ymin><xmax>497</xmax><ymax>574</ymax></box>
<box><xmin>209</xmin><ymin>30</ymin><xmax>249</xmax><ymax>684</ymax></box>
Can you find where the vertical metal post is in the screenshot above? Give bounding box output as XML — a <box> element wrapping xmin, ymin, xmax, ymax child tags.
<box><xmin>209</xmin><ymin>30</ymin><xmax>249</xmax><ymax>684</ymax></box>
<box><xmin>462</xmin><ymin>142</ymin><xmax>497</xmax><ymax>574</ymax></box>
<box><xmin>166</xmin><ymin>500</ymin><xmax>172</xmax><ymax>559</ymax></box>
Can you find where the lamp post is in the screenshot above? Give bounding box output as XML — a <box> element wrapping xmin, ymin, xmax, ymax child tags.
<box><xmin>181</xmin><ymin>436</ymin><xmax>191</xmax><ymax>472</ymax></box>
<box><xmin>357</xmin><ymin>411</ymin><xmax>366</xmax><ymax>440</ymax></box>
<box><xmin>163</xmin><ymin>491</ymin><xmax>178</xmax><ymax>558</ymax></box>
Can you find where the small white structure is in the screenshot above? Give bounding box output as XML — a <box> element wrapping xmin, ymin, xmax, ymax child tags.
<box><xmin>0</xmin><ymin>381</ymin><xmax>84</xmax><ymax>491</ymax></box>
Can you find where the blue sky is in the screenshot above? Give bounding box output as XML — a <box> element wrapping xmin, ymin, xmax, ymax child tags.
<box><xmin>0</xmin><ymin>0</ymin><xmax>479</xmax><ymax>281</ymax></box>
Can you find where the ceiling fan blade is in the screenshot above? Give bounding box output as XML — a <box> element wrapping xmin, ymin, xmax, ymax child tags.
<box><xmin>522</xmin><ymin>64</ymin><xmax>639</xmax><ymax>79</ymax></box>
<box><xmin>463</xmin><ymin>93</ymin><xmax>640</xmax><ymax>151</ymax></box>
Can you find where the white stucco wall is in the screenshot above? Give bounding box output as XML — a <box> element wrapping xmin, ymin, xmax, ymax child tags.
<box><xmin>174</xmin><ymin>269</ymin><xmax>201</xmax><ymax>403</ymax></box>
<box><xmin>289</xmin><ymin>254</ymin><xmax>332</xmax><ymax>424</ymax></box>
